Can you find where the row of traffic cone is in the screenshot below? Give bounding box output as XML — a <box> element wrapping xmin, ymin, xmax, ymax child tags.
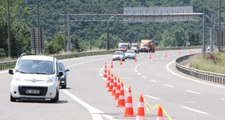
<box><xmin>103</xmin><ymin>64</ymin><xmax>164</xmax><ymax>120</ymax></box>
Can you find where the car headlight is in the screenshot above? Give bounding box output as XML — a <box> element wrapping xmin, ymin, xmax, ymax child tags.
<box><xmin>46</xmin><ymin>78</ymin><xmax>54</xmax><ymax>83</ymax></box>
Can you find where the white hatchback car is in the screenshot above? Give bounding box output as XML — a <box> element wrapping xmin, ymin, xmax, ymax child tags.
<box><xmin>125</xmin><ymin>50</ymin><xmax>136</xmax><ymax>59</ymax></box>
<box><xmin>9</xmin><ymin>54</ymin><xmax>63</xmax><ymax>103</ymax></box>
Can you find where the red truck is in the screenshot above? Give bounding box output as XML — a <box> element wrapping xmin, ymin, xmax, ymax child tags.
<box><xmin>139</xmin><ymin>40</ymin><xmax>155</xmax><ymax>52</ymax></box>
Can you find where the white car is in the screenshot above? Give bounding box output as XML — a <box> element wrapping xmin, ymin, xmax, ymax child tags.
<box><xmin>125</xmin><ymin>50</ymin><xmax>136</xmax><ymax>59</ymax></box>
<box><xmin>8</xmin><ymin>53</ymin><xmax>63</xmax><ymax>103</ymax></box>
<box><xmin>131</xmin><ymin>47</ymin><xmax>139</xmax><ymax>53</ymax></box>
<box><xmin>112</xmin><ymin>51</ymin><xmax>126</xmax><ymax>61</ymax></box>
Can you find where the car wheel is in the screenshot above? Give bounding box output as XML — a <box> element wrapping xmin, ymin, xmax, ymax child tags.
<box><xmin>62</xmin><ymin>84</ymin><xmax>67</xmax><ymax>89</ymax></box>
<box><xmin>10</xmin><ymin>94</ymin><xmax>17</xmax><ymax>102</ymax></box>
<box><xmin>50</xmin><ymin>90</ymin><xmax>59</xmax><ymax>103</ymax></box>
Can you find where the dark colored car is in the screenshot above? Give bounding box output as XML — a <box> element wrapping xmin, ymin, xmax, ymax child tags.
<box><xmin>58</xmin><ymin>62</ymin><xmax>69</xmax><ymax>89</ymax></box>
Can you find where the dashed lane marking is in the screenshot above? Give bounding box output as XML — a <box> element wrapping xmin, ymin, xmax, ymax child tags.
<box><xmin>144</xmin><ymin>94</ymin><xmax>160</xmax><ymax>100</ymax></box>
<box><xmin>181</xmin><ymin>106</ymin><xmax>209</xmax><ymax>115</ymax></box>
<box><xmin>150</xmin><ymin>79</ymin><xmax>157</xmax><ymax>83</ymax></box>
<box><xmin>186</xmin><ymin>90</ymin><xmax>201</xmax><ymax>95</ymax></box>
<box><xmin>164</xmin><ymin>84</ymin><xmax>174</xmax><ymax>88</ymax></box>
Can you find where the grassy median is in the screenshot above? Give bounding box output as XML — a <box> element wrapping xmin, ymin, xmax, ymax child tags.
<box><xmin>189</xmin><ymin>52</ymin><xmax>225</xmax><ymax>74</ymax></box>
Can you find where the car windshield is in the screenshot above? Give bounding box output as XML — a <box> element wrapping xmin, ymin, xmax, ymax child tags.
<box><xmin>142</xmin><ymin>43</ymin><xmax>149</xmax><ymax>47</ymax></box>
<box><xmin>58</xmin><ymin>62</ymin><xmax>65</xmax><ymax>72</ymax></box>
<box><xmin>114</xmin><ymin>51</ymin><xmax>124</xmax><ymax>55</ymax></box>
<box><xmin>126</xmin><ymin>50</ymin><xmax>134</xmax><ymax>53</ymax></box>
<box><xmin>119</xmin><ymin>44</ymin><xmax>128</xmax><ymax>48</ymax></box>
<box><xmin>131</xmin><ymin>45</ymin><xmax>138</xmax><ymax>47</ymax></box>
<box><xmin>16</xmin><ymin>60</ymin><xmax>54</xmax><ymax>74</ymax></box>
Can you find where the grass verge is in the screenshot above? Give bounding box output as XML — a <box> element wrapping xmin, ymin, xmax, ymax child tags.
<box><xmin>189</xmin><ymin>52</ymin><xmax>225</xmax><ymax>74</ymax></box>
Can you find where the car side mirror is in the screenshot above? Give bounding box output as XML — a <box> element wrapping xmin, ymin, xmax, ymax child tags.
<box><xmin>65</xmin><ymin>69</ymin><xmax>70</xmax><ymax>72</ymax></box>
<box><xmin>58</xmin><ymin>72</ymin><xmax>63</xmax><ymax>77</ymax></box>
<box><xmin>9</xmin><ymin>70</ymin><xmax>14</xmax><ymax>75</ymax></box>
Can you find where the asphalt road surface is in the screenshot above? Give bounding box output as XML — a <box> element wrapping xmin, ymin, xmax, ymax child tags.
<box><xmin>1</xmin><ymin>49</ymin><xmax>225</xmax><ymax>120</ymax></box>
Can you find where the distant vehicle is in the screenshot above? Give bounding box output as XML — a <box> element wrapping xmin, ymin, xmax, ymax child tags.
<box><xmin>8</xmin><ymin>53</ymin><xmax>63</xmax><ymax>103</ymax></box>
<box><xmin>125</xmin><ymin>50</ymin><xmax>136</xmax><ymax>59</ymax></box>
<box><xmin>140</xmin><ymin>40</ymin><xmax>155</xmax><ymax>53</ymax></box>
<box><xmin>118</xmin><ymin>43</ymin><xmax>130</xmax><ymax>52</ymax></box>
<box><xmin>131</xmin><ymin>43</ymin><xmax>140</xmax><ymax>53</ymax></box>
<box><xmin>58</xmin><ymin>62</ymin><xmax>69</xmax><ymax>89</ymax></box>
<box><xmin>131</xmin><ymin>46</ymin><xmax>139</xmax><ymax>53</ymax></box>
<box><xmin>112</xmin><ymin>51</ymin><xmax>126</xmax><ymax>61</ymax></box>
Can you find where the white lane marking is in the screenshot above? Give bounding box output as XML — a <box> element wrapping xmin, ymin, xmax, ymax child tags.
<box><xmin>166</xmin><ymin>61</ymin><xmax>225</xmax><ymax>89</ymax></box>
<box><xmin>142</xmin><ymin>76</ymin><xmax>147</xmax><ymax>79</ymax></box>
<box><xmin>150</xmin><ymin>79</ymin><xmax>157</xmax><ymax>83</ymax></box>
<box><xmin>62</xmin><ymin>90</ymin><xmax>117</xmax><ymax>120</ymax></box>
<box><xmin>99</xmin><ymin>74</ymin><xmax>103</xmax><ymax>77</ymax></box>
<box><xmin>144</xmin><ymin>94</ymin><xmax>160</xmax><ymax>100</ymax></box>
<box><xmin>124</xmin><ymin>87</ymin><xmax>128</xmax><ymax>91</ymax></box>
<box><xmin>164</xmin><ymin>84</ymin><xmax>174</xmax><ymax>88</ymax></box>
<box><xmin>181</xmin><ymin>106</ymin><xmax>209</xmax><ymax>115</ymax></box>
<box><xmin>222</xmin><ymin>98</ymin><xmax>225</xmax><ymax>101</ymax></box>
<box><xmin>145</xmin><ymin>61</ymin><xmax>147</xmax><ymax>63</ymax></box>
<box><xmin>186</xmin><ymin>90</ymin><xmax>201</xmax><ymax>95</ymax></box>
<box><xmin>137</xmin><ymin>73</ymin><xmax>141</xmax><ymax>76</ymax></box>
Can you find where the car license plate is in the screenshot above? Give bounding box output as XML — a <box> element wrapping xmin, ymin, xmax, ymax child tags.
<box><xmin>25</xmin><ymin>89</ymin><xmax>40</xmax><ymax>94</ymax></box>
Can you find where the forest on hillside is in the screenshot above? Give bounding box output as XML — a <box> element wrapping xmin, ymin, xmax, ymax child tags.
<box><xmin>0</xmin><ymin>0</ymin><xmax>225</xmax><ymax>57</ymax></box>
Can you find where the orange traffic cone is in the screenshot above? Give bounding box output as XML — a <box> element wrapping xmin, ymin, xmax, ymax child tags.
<box><xmin>108</xmin><ymin>69</ymin><xmax>110</xmax><ymax>75</ymax></box>
<box><xmin>120</xmin><ymin>58</ymin><xmax>123</xmax><ymax>65</ymax></box>
<box><xmin>115</xmin><ymin>78</ymin><xmax>121</xmax><ymax>100</ymax></box>
<box><xmin>108</xmin><ymin>74</ymin><xmax>114</xmax><ymax>92</ymax></box>
<box><xmin>117</xmin><ymin>83</ymin><xmax>125</xmax><ymax>107</ymax></box>
<box><xmin>106</xmin><ymin>75</ymin><xmax>111</xmax><ymax>88</ymax></box>
<box><xmin>157</xmin><ymin>105</ymin><xmax>163</xmax><ymax>120</ymax></box>
<box><xmin>103</xmin><ymin>67</ymin><xmax>107</xmax><ymax>78</ymax></box>
<box><xmin>112</xmin><ymin>77</ymin><xmax>117</xmax><ymax>96</ymax></box>
<box><xmin>124</xmin><ymin>87</ymin><xmax>134</xmax><ymax>117</ymax></box>
<box><xmin>179</xmin><ymin>50</ymin><xmax>181</xmax><ymax>56</ymax></box>
<box><xmin>189</xmin><ymin>49</ymin><xmax>192</xmax><ymax>55</ymax></box>
<box><xmin>134</xmin><ymin>58</ymin><xmax>137</xmax><ymax>62</ymax></box>
<box><xmin>104</xmin><ymin>62</ymin><xmax>107</xmax><ymax>69</ymax></box>
<box><xmin>136</xmin><ymin>94</ymin><xmax>145</xmax><ymax>120</ymax></box>
<box><xmin>111</xmin><ymin>61</ymin><xmax>114</xmax><ymax>68</ymax></box>
<box><xmin>149</xmin><ymin>53</ymin><xmax>152</xmax><ymax>59</ymax></box>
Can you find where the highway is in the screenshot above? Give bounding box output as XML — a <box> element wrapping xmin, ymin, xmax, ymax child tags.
<box><xmin>1</xmin><ymin>49</ymin><xmax>225</xmax><ymax>120</ymax></box>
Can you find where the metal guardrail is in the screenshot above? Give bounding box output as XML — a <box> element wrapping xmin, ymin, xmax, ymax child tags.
<box><xmin>176</xmin><ymin>54</ymin><xmax>225</xmax><ymax>85</ymax></box>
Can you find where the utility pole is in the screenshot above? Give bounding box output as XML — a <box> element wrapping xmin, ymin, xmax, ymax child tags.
<box><xmin>64</xmin><ymin>0</ymin><xmax>67</xmax><ymax>51</ymax></box>
<box><xmin>7</xmin><ymin>0</ymin><xmax>11</xmax><ymax>57</ymax></box>
<box><xmin>106</xmin><ymin>16</ymin><xmax>116</xmax><ymax>50</ymax></box>
<box><xmin>218</xmin><ymin>0</ymin><xmax>222</xmax><ymax>51</ymax></box>
<box><xmin>66</xmin><ymin>13</ymin><xmax>71</xmax><ymax>52</ymax></box>
<box><xmin>202</xmin><ymin>12</ymin><xmax>205</xmax><ymax>54</ymax></box>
